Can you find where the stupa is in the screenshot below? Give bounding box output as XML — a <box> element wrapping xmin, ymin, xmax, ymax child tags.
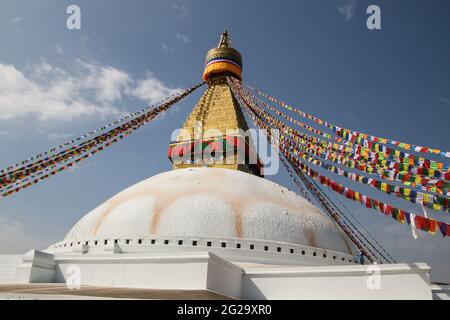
<box><xmin>0</xmin><ymin>31</ymin><xmax>435</xmax><ymax>300</ymax></box>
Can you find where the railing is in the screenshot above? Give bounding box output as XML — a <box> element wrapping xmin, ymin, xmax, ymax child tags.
<box><xmin>48</xmin><ymin>235</ymin><xmax>359</xmax><ymax>264</ymax></box>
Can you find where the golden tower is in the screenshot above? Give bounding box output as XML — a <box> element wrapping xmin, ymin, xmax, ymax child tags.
<box><xmin>168</xmin><ymin>30</ymin><xmax>263</xmax><ymax>176</ymax></box>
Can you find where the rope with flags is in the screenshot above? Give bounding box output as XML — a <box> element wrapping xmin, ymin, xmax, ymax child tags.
<box><xmin>232</xmin><ymin>84</ymin><xmax>449</xmax><ymax>212</ymax></box>
<box><xmin>229</xmin><ymin>77</ymin><xmax>450</xmax><ymax>239</ymax></box>
<box><xmin>239</xmin><ymin>80</ymin><xmax>449</xmax><ymax>184</ymax></box>
<box><xmin>0</xmin><ymin>94</ymin><xmax>180</xmax><ymax>176</ymax></box>
<box><xmin>242</xmin><ymin>82</ymin><xmax>450</xmax><ymax>160</ymax></box>
<box><xmin>0</xmin><ymin>82</ymin><xmax>204</xmax><ymax>198</ymax></box>
<box><xmin>230</xmin><ymin>79</ymin><xmax>395</xmax><ymax>263</ymax></box>
<box><xmin>232</xmin><ymin>78</ymin><xmax>449</xmax><ymax>192</ymax></box>
<box><xmin>249</xmin><ymin>93</ymin><xmax>449</xmax><ymax>192</ymax></box>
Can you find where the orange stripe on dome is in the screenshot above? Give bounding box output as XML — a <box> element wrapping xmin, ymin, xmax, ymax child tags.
<box><xmin>202</xmin><ymin>61</ymin><xmax>242</xmax><ymax>81</ymax></box>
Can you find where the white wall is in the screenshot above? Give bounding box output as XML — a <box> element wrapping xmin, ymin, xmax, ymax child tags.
<box><xmin>242</xmin><ymin>263</ymin><xmax>432</xmax><ymax>300</ymax></box>
<box><xmin>55</xmin><ymin>251</ymin><xmax>243</xmax><ymax>299</ymax></box>
<box><xmin>1</xmin><ymin>249</ymin><xmax>434</xmax><ymax>300</ymax></box>
<box><xmin>206</xmin><ymin>254</ymin><xmax>243</xmax><ymax>298</ymax></box>
<box><xmin>0</xmin><ymin>255</ymin><xmax>22</xmax><ymax>284</ymax></box>
<box><xmin>15</xmin><ymin>250</ymin><xmax>56</xmax><ymax>284</ymax></box>
<box><xmin>55</xmin><ymin>252</ymin><xmax>210</xmax><ymax>290</ymax></box>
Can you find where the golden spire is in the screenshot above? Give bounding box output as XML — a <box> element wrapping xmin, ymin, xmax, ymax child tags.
<box><xmin>218</xmin><ymin>30</ymin><xmax>231</xmax><ymax>47</ymax></box>
<box><xmin>168</xmin><ymin>31</ymin><xmax>262</xmax><ymax>176</ymax></box>
<box><xmin>203</xmin><ymin>30</ymin><xmax>243</xmax><ymax>81</ymax></box>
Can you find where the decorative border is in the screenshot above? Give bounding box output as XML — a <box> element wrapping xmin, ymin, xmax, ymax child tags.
<box><xmin>48</xmin><ymin>235</ymin><xmax>359</xmax><ymax>265</ymax></box>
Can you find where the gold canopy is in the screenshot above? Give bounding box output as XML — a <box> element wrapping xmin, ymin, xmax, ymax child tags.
<box><xmin>169</xmin><ymin>31</ymin><xmax>262</xmax><ymax>176</ymax></box>
<box><xmin>203</xmin><ymin>30</ymin><xmax>243</xmax><ymax>81</ymax></box>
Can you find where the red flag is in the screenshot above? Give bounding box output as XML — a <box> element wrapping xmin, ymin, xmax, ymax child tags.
<box><xmin>384</xmin><ymin>204</ymin><xmax>393</xmax><ymax>215</ymax></box>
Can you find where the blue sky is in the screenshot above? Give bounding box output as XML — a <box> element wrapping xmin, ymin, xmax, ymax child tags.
<box><xmin>0</xmin><ymin>0</ymin><xmax>449</xmax><ymax>282</ymax></box>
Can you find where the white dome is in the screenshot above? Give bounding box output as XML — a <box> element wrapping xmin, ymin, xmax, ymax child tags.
<box><xmin>63</xmin><ymin>167</ymin><xmax>356</xmax><ymax>255</ymax></box>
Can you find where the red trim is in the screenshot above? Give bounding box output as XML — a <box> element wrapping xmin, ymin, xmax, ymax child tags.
<box><xmin>168</xmin><ymin>135</ymin><xmax>263</xmax><ymax>174</ymax></box>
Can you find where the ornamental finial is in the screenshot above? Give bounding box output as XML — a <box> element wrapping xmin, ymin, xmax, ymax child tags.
<box><xmin>203</xmin><ymin>30</ymin><xmax>242</xmax><ymax>81</ymax></box>
<box><xmin>218</xmin><ymin>30</ymin><xmax>231</xmax><ymax>48</ymax></box>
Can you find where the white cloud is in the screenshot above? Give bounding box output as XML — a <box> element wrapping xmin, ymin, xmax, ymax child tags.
<box><xmin>176</xmin><ymin>33</ymin><xmax>190</xmax><ymax>43</ymax></box>
<box><xmin>10</xmin><ymin>17</ymin><xmax>22</xmax><ymax>25</ymax></box>
<box><xmin>77</xmin><ymin>60</ymin><xmax>131</xmax><ymax>103</ymax></box>
<box><xmin>130</xmin><ymin>74</ymin><xmax>180</xmax><ymax>104</ymax></box>
<box><xmin>10</xmin><ymin>17</ymin><xmax>23</xmax><ymax>34</ymax></box>
<box><xmin>47</xmin><ymin>132</ymin><xmax>73</xmax><ymax>141</ymax></box>
<box><xmin>438</xmin><ymin>97</ymin><xmax>450</xmax><ymax>106</ymax></box>
<box><xmin>0</xmin><ymin>215</ymin><xmax>49</xmax><ymax>253</ymax></box>
<box><xmin>337</xmin><ymin>0</ymin><xmax>356</xmax><ymax>20</ymax></box>
<box><xmin>172</xmin><ymin>2</ymin><xmax>189</xmax><ymax>18</ymax></box>
<box><xmin>53</xmin><ymin>44</ymin><xmax>63</xmax><ymax>55</ymax></box>
<box><xmin>32</xmin><ymin>61</ymin><xmax>54</xmax><ymax>75</ymax></box>
<box><xmin>162</xmin><ymin>43</ymin><xmax>174</xmax><ymax>53</ymax></box>
<box><xmin>0</xmin><ymin>130</ymin><xmax>19</xmax><ymax>140</ymax></box>
<box><xmin>0</xmin><ymin>63</ymin><xmax>121</xmax><ymax>121</ymax></box>
<box><xmin>0</xmin><ymin>60</ymin><xmax>180</xmax><ymax>121</ymax></box>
